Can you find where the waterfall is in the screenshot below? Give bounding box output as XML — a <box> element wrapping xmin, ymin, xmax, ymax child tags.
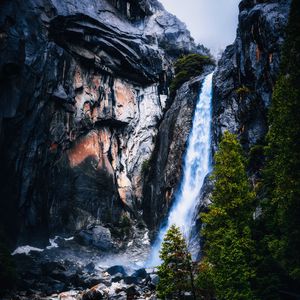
<box><xmin>147</xmin><ymin>72</ymin><xmax>214</xmax><ymax>266</ymax></box>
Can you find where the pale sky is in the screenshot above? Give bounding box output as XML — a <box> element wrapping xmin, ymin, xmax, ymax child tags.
<box><xmin>159</xmin><ymin>0</ymin><xmax>241</xmax><ymax>56</ymax></box>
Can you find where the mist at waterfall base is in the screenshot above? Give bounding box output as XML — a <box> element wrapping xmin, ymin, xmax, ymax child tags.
<box><xmin>146</xmin><ymin>73</ymin><xmax>214</xmax><ymax>267</ymax></box>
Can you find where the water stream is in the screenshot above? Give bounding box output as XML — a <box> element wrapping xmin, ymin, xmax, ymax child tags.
<box><xmin>147</xmin><ymin>72</ymin><xmax>214</xmax><ymax>266</ymax></box>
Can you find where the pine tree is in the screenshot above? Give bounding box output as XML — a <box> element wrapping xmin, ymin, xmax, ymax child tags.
<box><xmin>198</xmin><ymin>131</ymin><xmax>257</xmax><ymax>300</ymax></box>
<box><xmin>157</xmin><ymin>224</ymin><xmax>195</xmax><ymax>299</ymax></box>
<box><xmin>262</xmin><ymin>0</ymin><xmax>300</xmax><ymax>282</ymax></box>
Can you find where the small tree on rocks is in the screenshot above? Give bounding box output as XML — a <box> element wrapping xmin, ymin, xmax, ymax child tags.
<box><xmin>157</xmin><ymin>224</ymin><xmax>195</xmax><ymax>299</ymax></box>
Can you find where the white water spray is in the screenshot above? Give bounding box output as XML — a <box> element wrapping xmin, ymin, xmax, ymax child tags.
<box><xmin>147</xmin><ymin>72</ymin><xmax>214</xmax><ymax>266</ymax></box>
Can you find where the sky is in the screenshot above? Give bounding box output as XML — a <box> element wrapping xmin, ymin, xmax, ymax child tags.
<box><xmin>159</xmin><ymin>0</ymin><xmax>241</xmax><ymax>56</ymax></box>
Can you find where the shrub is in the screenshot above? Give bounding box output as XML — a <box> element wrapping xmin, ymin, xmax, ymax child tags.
<box><xmin>169</xmin><ymin>54</ymin><xmax>214</xmax><ymax>97</ymax></box>
<box><xmin>235</xmin><ymin>85</ymin><xmax>251</xmax><ymax>98</ymax></box>
<box><xmin>141</xmin><ymin>159</ymin><xmax>150</xmax><ymax>175</ymax></box>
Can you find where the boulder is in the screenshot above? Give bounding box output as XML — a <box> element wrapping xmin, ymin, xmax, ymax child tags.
<box><xmin>82</xmin><ymin>289</ymin><xmax>105</xmax><ymax>300</ymax></box>
<box><xmin>123</xmin><ymin>276</ymin><xmax>139</xmax><ymax>285</ymax></box>
<box><xmin>149</xmin><ymin>274</ymin><xmax>159</xmax><ymax>286</ymax></box>
<box><xmin>106</xmin><ymin>266</ymin><xmax>127</xmax><ymax>277</ymax></box>
<box><xmin>131</xmin><ymin>268</ymin><xmax>147</xmax><ymax>279</ymax></box>
<box><xmin>83</xmin><ymin>262</ymin><xmax>96</xmax><ymax>274</ymax></box>
<box><xmin>126</xmin><ymin>284</ymin><xmax>140</xmax><ymax>297</ymax></box>
<box><xmin>76</xmin><ymin>226</ymin><xmax>112</xmax><ymax>251</ymax></box>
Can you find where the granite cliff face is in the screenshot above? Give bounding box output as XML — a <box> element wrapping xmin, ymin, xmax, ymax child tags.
<box><xmin>0</xmin><ymin>0</ymin><xmax>205</xmax><ymax>247</ymax></box>
<box><xmin>212</xmin><ymin>0</ymin><xmax>291</xmax><ymax>152</ymax></box>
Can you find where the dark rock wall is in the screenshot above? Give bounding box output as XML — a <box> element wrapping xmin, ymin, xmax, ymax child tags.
<box><xmin>142</xmin><ymin>67</ymin><xmax>214</xmax><ymax>233</ymax></box>
<box><xmin>212</xmin><ymin>0</ymin><xmax>291</xmax><ymax>152</ymax></box>
<box><xmin>0</xmin><ymin>0</ymin><xmax>206</xmax><ymax>247</ymax></box>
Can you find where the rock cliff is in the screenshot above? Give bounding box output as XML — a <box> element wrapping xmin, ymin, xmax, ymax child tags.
<box><xmin>188</xmin><ymin>0</ymin><xmax>292</xmax><ymax>260</ymax></box>
<box><xmin>212</xmin><ymin>0</ymin><xmax>291</xmax><ymax>152</ymax></box>
<box><xmin>142</xmin><ymin>67</ymin><xmax>214</xmax><ymax>234</ymax></box>
<box><xmin>0</xmin><ymin>0</ymin><xmax>206</xmax><ymax>247</ymax></box>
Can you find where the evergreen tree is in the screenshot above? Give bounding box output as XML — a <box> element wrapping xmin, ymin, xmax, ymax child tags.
<box><xmin>157</xmin><ymin>224</ymin><xmax>195</xmax><ymax>299</ymax></box>
<box><xmin>262</xmin><ymin>0</ymin><xmax>300</xmax><ymax>283</ymax></box>
<box><xmin>198</xmin><ymin>131</ymin><xmax>257</xmax><ymax>300</ymax></box>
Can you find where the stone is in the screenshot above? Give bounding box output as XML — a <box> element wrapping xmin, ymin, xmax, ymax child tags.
<box><xmin>76</xmin><ymin>226</ymin><xmax>112</xmax><ymax>251</ymax></box>
<box><xmin>149</xmin><ymin>274</ymin><xmax>159</xmax><ymax>286</ymax></box>
<box><xmin>131</xmin><ymin>268</ymin><xmax>147</xmax><ymax>279</ymax></box>
<box><xmin>58</xmin><ymin>290</ymin><xmax>81</xmax><ymax>300</ymax></box>
<box><xmin>52</xmin><ymin>84</ymin><xmax>69</xmax><ymax>102</ymax></box>
<box><xmin>126</xmin><ymin>284</ymin><xmax>140</xmax><ymax>297</ymax></box>
<box><xmin>123</xmin><ymin>276</ymin><xmax>139</xmax><ymax>285</ymax></box>
<box><xmin>111</xmin><ymin>273</ymin><xmax>125</xmax><ymax>283</ymax></box>
<box><xmin>106</xmin><ymin>266</ymin><xmax>127</xmax><ymax>277</ymax></box>
<box><xmin>83</xmin><ymin>262</ymin><xmax>96</xmax><ymax>274</ymax></box>
<box><xmin>150</xmin><ymin>274</ymin><xmax>159</xmax><ymax>286</ymax></box>
<box><xmin>82</xmin><ymin>289</ymin><xmax>105</xmax><ymax>300</ymax></box>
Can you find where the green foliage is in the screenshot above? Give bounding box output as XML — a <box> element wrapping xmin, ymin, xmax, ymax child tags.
<box><xmin>0</xmin><ymin>231</ymin><xmax>16</xmax><ymax>293</ymax></box>
<box><xmin>119</xmin><ymin>214</ymin><xmax>131</xmax><ymax>227</ymax></box>
<box><xmin>195</xmin><ymin>258</ymin><xmax>215</xmax><ymax>299</ymax></box>
<box><xmin>248</xmin><ymin>143</ymin><xmax>265</xmax><ymax>172</ymax></box>
<box><xmin>199</xmin><ymin>132</ymin><xmax>257</xmax><ymax>300</ymax></box>
<box><xmin>157</xmin><ymin>225</ymin><xmax>195</xmax><ymax>299</ymax></box>
<box><xmin>196</xmin><ymin>2</ymin><xmax>300</xmax><ymax>299</ymax></box>
<box><xmin>118</xmin><ymin>214</ymin><xmax>132</xmax><ymax>237</ymax></box>
<box><xmin>169</xmin><ymin>54</ymin><xmax>214</xmax><ymax>97</ymax></box>
<box><xmin>235</xmin><ymin>85</ymin><xmax>251</xmax><ymax>98</ymax></box>
<box><xmin>262</xmin><ymin>0</ymin><xmax>300</xmax><ymax>283</ymax></box>
<box><xmin>141</xmin><ymin>159</ymin><xmax>150</xmax><ymax>175</ymax></box>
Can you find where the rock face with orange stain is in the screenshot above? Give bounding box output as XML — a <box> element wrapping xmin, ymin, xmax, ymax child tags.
<box><xmin>48</xmin><ymin>73</ymin><xmax>166</xmax><ymax>233</ymax></box>
<box><xmin>0</xmin><ymin>0</ymin><xmax>211</xmax><ymax>246</ymax></box>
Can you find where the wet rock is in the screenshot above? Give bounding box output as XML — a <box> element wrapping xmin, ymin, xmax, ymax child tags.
<box><xmin>126</xmin><ymin>284</ymin><xmax>140</xmax><ymax>297</ymax></box>
<box><xmin>83</xmin><ymin>262</ymin><xmax>96</xmax><ymax>274</ymax></box>
<box><xmin>41</xmin><ymin>261</ymin><xmax>66</xmax><ymax>276</ymax></box>
<box><xmin>110</xmin><ymin>291</ymin><xmax>127</xmax><ymax>300</ymax></box>
<box><xmin>123</xmin><ymin>276</ymin><xmax>139</xmax><ymax>285</ymax></box>
<box><xmin>76</xmin><ymin>226</ymin><xmax>112</xmax><ymax>251</ymax></box>
<box><xmin>52</xmin><ymin>84</ymin><xmax>69</xmax><ymax>102</ymax></box>
<box><xmin>81</xmin><ymin>274</ymin><xmax>105</xmax><ymax>289</ymax></box>
<box><xmin>106</xmin><ymin>266</ymin><xmax>127</xmax><ymax>277</ymax></box>
<box><xmin>111</xmin><ymin>273</ymin><xmax>125</xmax><ymax>283</ymax></box>
<box><xmin>58</xmin><ymin>290</ymin><xmax>81</xmax><ymax>300</ymax></box>
<box><xmin>149</xmin><ymin>274</ymin><xmax>159</xmax><ymax>286</ymax></box>
<box><xmin>131</xmin><ymin>268</ymin><xmax>147</xmax><ymax>279</ymax></box>
<box><xmin>82</xmin><ymin>289</ymin><xmax>105</xmax><ymax>300</ymax></box>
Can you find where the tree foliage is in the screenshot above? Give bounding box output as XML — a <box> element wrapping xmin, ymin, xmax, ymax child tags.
<box><xmin>195</xmin><ymin>2</ymin><xmax>300</xmax><ymax>299</ymax></box>
<box><xmin>170</xmin><ymin>54</ymin><xmax>214</xmax><ymax>97</ymax></box>
<box><xmin>198</xmin><ymin>131</ymin><xmax>257</xmax><ymax>300</ymax></box>
<box><xmin>262</xmin><ymin>0</ymin><xmax>300</xmax><ymax>283</ymax></box>
<box><xmin>157</xmin><ymin>224</ymin><xmax>195</xmax><ymax>299</ymax></box>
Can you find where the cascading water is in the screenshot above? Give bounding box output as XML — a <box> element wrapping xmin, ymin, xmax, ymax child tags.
<box><xmin>147</xmin><ymin>72</ymin><xmax>214</xmax><ymax>266</ymax></box>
